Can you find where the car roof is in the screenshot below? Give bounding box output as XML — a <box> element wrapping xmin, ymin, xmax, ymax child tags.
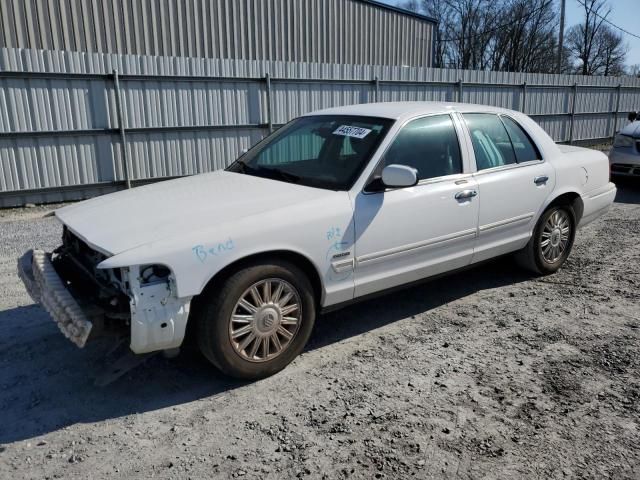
<box><xmin>306</xmin><ymin>101</ymin><xmax>513</xmax><ymax>122</ymax></box>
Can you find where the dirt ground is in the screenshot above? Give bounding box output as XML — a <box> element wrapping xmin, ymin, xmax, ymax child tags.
<box><xmin>0</xmin><ymin>178</ymin><xmax>639</xmax><ymax>480</ymax></box>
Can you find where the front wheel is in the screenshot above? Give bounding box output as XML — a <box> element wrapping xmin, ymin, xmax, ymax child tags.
<box><xmin>516</xmin><ymin>205</ymin><xmax>576</xmax><ymax>275</ymax></box>
<box><xmin>195</xmin><ymin>260</ymin><xmax>316</xmax><ymax>379</ymax></box>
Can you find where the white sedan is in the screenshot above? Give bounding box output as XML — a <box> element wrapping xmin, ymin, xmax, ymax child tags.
<box><xmin>18</xmin><ymin>102</ymin><xmax>616</xmax><ymax>379</ymax></box>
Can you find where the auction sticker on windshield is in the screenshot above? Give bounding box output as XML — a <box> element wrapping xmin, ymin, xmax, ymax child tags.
<box><xmin>333</xmin><ymin>125</ymin><xmax>372</xmax><ymax>139</ymax></box>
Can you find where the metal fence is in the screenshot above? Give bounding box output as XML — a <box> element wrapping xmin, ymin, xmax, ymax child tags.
<box><xmin>1</xmin><ymin>47</ymin><xmax>640</xmax><ymax>207</ymax></box>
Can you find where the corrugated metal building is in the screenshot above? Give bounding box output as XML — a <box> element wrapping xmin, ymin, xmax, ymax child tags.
<box><xmin>0</xmin><ymin>0</ymin><xmax>437</xmax><ymax>67</ymax></box>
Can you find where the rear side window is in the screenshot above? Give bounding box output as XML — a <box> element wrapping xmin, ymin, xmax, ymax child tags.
<box><xmin>382</xmin><ymin>114</ymin><xmax>462</xmax><ymax>181</ymax></box>
<box><xmin>500</xmin><ymin>116</ymin><xmax>541</xmax><ymax>163</ymax></box>
<box><xmin>463</xmin><ymin>113</ymin><xmax>516</xmax><ymax>171</ymax></box>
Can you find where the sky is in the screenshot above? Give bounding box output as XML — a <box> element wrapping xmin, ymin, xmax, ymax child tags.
<box><xmin>381</xmin><ymin>0</ymin><xmax>640</xmax><ymax>67</ymax></box>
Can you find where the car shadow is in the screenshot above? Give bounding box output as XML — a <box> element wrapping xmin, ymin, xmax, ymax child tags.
<box><xmin>612</xmin><ymin>177</ymin><xmax>640</xmax><ymax>205</ymax></box>
<box><xmin>0</xmin><ymin>304</ymin><xmax>241</xmax><ymax>445</ymax></box>
<box><xmin>0</xmin><ymin>257</ymin><xmax>531</xmax><ymax>445</ymax></box>
<box><xmin>309</xmin><ymin>256</ymin><xmax>531</xmax><ymax>351</ymax></box>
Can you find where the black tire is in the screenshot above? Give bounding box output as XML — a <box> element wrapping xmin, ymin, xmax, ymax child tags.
<box><xmin>516</xmin><ymin>204</ymin><xmax>576</xmax><ymax>275</ymax></box>
<box><xmin>195</xmin><ymin>259</ymin><xmax>316</xmax><ymax>380</ymax></box>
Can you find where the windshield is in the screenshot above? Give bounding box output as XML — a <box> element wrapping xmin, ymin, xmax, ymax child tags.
<box><xmin>226</xmin><ymin>115</ymin><xmax>393</xmax><ymax>190</ymax></box>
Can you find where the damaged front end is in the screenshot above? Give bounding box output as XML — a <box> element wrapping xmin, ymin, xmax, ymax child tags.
<box><xmin>18</xmin><ymin>227</ymin><xmax>191</xmax><ymax>353</ymax></box>
<box><xmin>18</xmin><ymin>249</ymin><xmax>99</xmax><ymax>347</ymax></box>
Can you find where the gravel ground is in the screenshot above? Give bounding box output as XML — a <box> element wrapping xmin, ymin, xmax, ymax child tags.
<box><xmin>0</xmin><ymin>179</ymin><xmax>639</xmax><ymax>479</ymax></box>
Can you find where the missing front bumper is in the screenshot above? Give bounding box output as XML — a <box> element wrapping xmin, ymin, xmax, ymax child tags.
<box><xmin>17</xmin><ymin>249</ymin><xmax>94</xmax><ymax>347</ymax></box>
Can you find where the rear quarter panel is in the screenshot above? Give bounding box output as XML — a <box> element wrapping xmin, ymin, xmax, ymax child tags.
<box><xmin>554</xmin><ymin>146</ymin><xmax>609</xmax><ymax>193</ymax></box>
<box><xmin>511</xmin><ymin>113</ymin><xmax>614</xmax><ymax>228</ymax></box>
<box><xmin>547</xmin><ymin>146</ymin><xmax>615</xmax><ymax>226</ymax></box>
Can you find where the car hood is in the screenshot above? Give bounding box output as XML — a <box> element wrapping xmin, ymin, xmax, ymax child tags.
<box><xmin>55</xmin><ymin>171</ymin><xmax>334</xmax><ymax>255</ymax></box>
<box><xmin>619</xmin><ymin>120</ymin><xmax>640</xmax><ymax>138</ymax></box>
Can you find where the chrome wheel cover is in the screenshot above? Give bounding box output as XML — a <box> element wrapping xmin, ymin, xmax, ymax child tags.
<box><xmin>540</xmin><ymin>209</ymin><xmax>571</xmax><ymax>264</ymax></box>
<box><xmin>228</xmin><ymin>278</ymin><xmax>302</xmax><ymax>363</ymax></box>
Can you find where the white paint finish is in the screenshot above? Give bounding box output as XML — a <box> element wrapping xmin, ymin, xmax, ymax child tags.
<box><xmin>352</xmin><ymin>177</ymin><xmax>479</xmax><ymax>297</ymax></box>
<box><xmin>311</xmin><ymin>101</ymin><xmax>462</xmax><ymax>121</ymax></box>
<box><xmin>56</xmin><ymin>170</ymin><xmax>332</xmax><ymax>257</ymax></box>
<box><xmin>578</xmin><ymin>183</ymin><xmax>617</xmax><ymax>228</ymax></box>
<box><xmin>453</xmin><ymin>110</ymin><xmax>558</xmax><ymax>263</ymax></box>
<box><xmin>470</xmin><ymin>160</ymin><xmax>554</xmax><ymax>263</ymax></box>
<box><xmin>381</xmin><ymin>164</ymin><xmax>418</xmax><ymax>188</ymax></box>
<box><xmin>67</xmin><ymin>171</ymin><xmax>356</xmax><ymax>306</ymax></box>
<box><xmin>44</xmin><ymin>101</ymin><xmax>615</xmax><ymax>354</ymax></box>
<box><xmin>552</xmin><ymin>145</ymin><xmax>611</xmax><ymax>201</ymax></box>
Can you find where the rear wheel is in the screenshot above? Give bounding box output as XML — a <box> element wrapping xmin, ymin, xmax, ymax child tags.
<box><xmin>195</xmin><ymin>260</ymin><xmax>316</xmax><ymax>379</ymax></box>
<box><xmin>517</xmin><ymin>205</ymin><xmax>576</xmax><ymax>275</ymax></box>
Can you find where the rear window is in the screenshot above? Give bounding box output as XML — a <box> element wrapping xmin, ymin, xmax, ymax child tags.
<box><xmin>463</xmin><ymin>113</ymin><xmax>541</xmax><ymax>171</ymax></box>
<box><xmin>463</xmin><ymin>113</ymin><xmax>516</xmax><ymax>170</ymax></box>
<box><xmin>500</xmin><ymin>116</ymin><xmax>541</xmax><ymax>163</ymax></box>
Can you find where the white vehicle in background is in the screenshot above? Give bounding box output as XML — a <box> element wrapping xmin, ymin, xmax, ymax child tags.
<box><xmin>18</xmin><ymin>102</ymin><xmax>616</xmax><ymax>380</ymax></box>
<box><xmin>609</xmin><ymin>111</ymin><xmax>640</xmax><ymax>177</ymax></box>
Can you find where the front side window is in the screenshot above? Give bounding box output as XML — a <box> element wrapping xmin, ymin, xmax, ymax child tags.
<box><xmin>463</xmin><ymin>113</ymin><xmax>517</xmax><ymax>171</ymax></box>
<box><xmin>380</xmin><ymin>115</ymin><xmax>463</xmax><ymax>181</ymax></box>
<box><xmin>227</xmin><ymin>115</ymin><xmax>393</xmax><ymax>190</ymax></box>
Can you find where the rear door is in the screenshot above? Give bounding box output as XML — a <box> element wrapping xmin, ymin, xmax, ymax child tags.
<box><xmin>459</xmin><ymin>113</ymin><xmax>554</xmax><ymax>262</ymax></box>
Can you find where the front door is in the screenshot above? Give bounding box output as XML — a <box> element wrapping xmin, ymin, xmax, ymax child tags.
<box><xmin>353</xmin><ymin>114</ymin><xmax>479</xmax><ymax>297</ymax></box>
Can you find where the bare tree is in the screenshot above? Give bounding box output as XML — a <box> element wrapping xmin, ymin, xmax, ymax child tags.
<box><xmin>399</xmin><ymin>0</ymin><xmax>628</xmax><ymax>75</ymax></box>
<box><xmin>597</xmin><ymin>27</ymin><xmax>627</xmax><ymax>76</ymax></box>
<box><xmin>445</xmin><ymin>0</ymin><xmax>502</xmax><ymax>70</ymax></box>
<box><xmin>400</xmin><ymin>0</ymin><xmax>558</xmax><ymax>72</ymax></box>
<box><xmin>564</xmin><ymin>0</ymin><xmax>626</xmax><ymax>75</ymax></box>
<box><xmin>490</xmin><ymin>0</ymin><xmax>558</xmax><ymax>73</ymax></box>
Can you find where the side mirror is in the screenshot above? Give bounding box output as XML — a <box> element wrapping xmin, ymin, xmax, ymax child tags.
<box><xmin>628</xmin><ymin>111</ymin><xmax>638</xmax><ymax>122</ymax></box>
<box><xmin>381</xmin><ymin>164</ymin><xmax>418</xmax><ymax>188</ymax></box>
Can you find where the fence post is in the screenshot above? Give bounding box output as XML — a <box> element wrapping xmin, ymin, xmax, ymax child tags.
<box><xmin>612</xmin><ymin>83</ymin><xmax>622</xmax><ymax>138</ymax></box>
<box><xmin>521</xmin><ymin>81</ymin><xmax>527</xmax><ymax>113</ymax></box>
<box><xmin>568</xmin><ymin>82</ymin><xmax>577</xmax><ymax>145</ymax></box>
<box><xmin>457</xmin><ymin>79</ymin><xmax>463</xmax><ymax>103</ymax></box>
<box><xmin>112</xmin><ymin>69</ymin><xmax>131</xmax><ymax>189</ymax></box>
<box><xmin>373</xmin><ymin>76</ymin><xmax>380</xmax><ymax>102</ymax></box>
<box><xmin>265</xmin><ymin>73</ymin><xmax>273</xmax><ymax>133</ymax></box>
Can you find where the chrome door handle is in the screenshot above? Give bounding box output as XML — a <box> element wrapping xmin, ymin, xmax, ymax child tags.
<box><xmin>534</xmin><ymin>175</ymin><xmax>549</xmax><ymax>185</ymax></box>
<box><xmin>455</xmin><ymin>189</ymin><xmax>478</xmax><ymax>200</ymax></box>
